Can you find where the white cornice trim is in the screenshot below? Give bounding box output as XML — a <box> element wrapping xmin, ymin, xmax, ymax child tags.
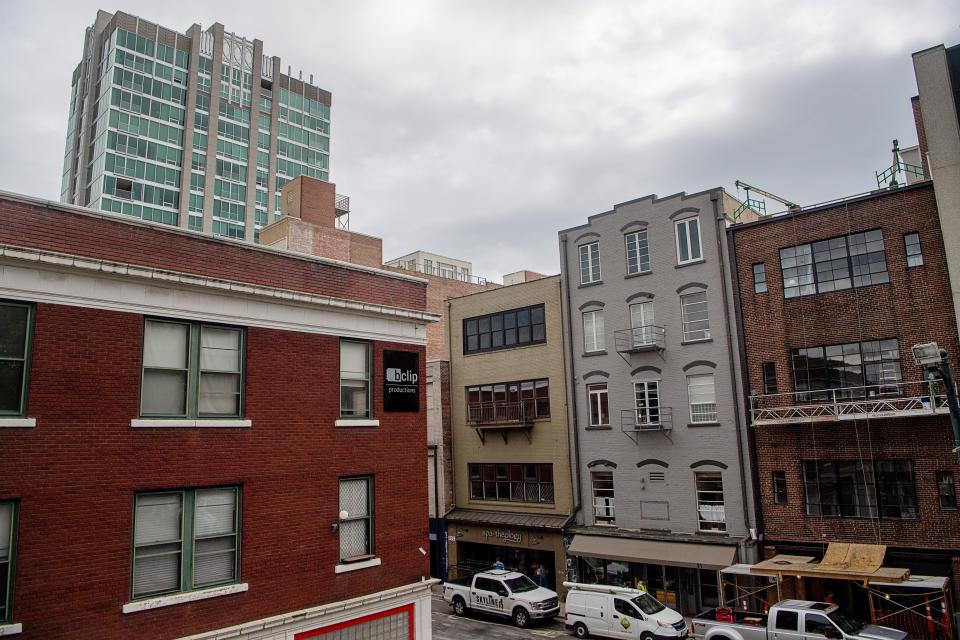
<box><xmin>0</xmin><ymin>244</ymin><xmax>439</xmax><ymax>324</ymax></box>
<box><xmin>0</xmin><ymin>249</ymin><xmax>436</xmax><ymax>345</ymax></box>
<box><xmin>0</xmin><ymin>190</ymin><xmax>429</xmax><ymax>284</ymax></box>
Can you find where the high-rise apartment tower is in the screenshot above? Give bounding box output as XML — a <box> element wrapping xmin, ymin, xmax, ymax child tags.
<box><xmin>60</xmin><ymin>10</ymin><xmax>335</xmax><ymax>243</ymax></box>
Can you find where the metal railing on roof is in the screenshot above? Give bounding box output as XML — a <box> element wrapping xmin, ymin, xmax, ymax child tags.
<box><xmin>391</xmin><ymin>262</ymin><xmax>489</xmax><ymax>285</ymax></box>
<box><xmin>749</xmin><ymin>380</ymin><xmax>953</xmax><ymax>426</ymax></box>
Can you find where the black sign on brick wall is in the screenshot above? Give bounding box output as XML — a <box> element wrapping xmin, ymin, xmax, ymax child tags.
<box><xmin>383</xmin><ymin>350</ymin><xmax>420</xmax><ymax>412</ymax></box>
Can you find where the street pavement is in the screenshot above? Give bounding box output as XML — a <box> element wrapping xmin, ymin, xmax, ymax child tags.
<box><xmin>431</xmin><ymin>593</ymin><xmax>569</xmax><ymax>639</ymax></box>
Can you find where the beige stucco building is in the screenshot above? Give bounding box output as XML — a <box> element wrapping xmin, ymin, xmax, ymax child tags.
<box><xmin>445</xmin><ymin>275</ymin><xmax>575</xmax><ymax>595</ymax></box>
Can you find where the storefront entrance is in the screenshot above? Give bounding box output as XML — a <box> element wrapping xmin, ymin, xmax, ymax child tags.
<box><xmin>576</xmin><ymin>556</ymin><xmax>720</xmax><ymax>615</ymax></box>
<box><xmin>457</xmin><ymin>541</ymin><xmax>557</xmax><ymax>590</ymax></box>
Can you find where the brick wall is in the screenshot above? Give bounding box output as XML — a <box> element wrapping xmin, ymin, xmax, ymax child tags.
<box><xmin>0</xmin><ymin>196</ymin><xmax>424</xmax><ymax>312</ymax></box>
<box><xmin>0</xmin><ymin>302</ymin><xmax>429</xmax><ymax>639</ymax></box>
<box><xmin>730</xmin><ymin>182</ymin><xmax>960</xmax><ymax>563</ymax></box>
<box><xmin>381</xmin><ymin>269</ymin><xmax>499</xmax><ymax>361</ymax></box>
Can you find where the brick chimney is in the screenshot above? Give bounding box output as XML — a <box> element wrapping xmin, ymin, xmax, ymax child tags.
<box><xmin>281</xmin><ymin>175</ymin><xmax>337</xmax><ymax>227</ymax></box>
<box><xmin>260</xmin><ymin>176</ymin><xmax>383</xmax><ymax>268</ymax></box>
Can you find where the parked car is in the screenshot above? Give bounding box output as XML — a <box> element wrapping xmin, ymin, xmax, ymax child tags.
<box><xmin>442</xmin><ymin>569</ymin><xmax>560</xmax><ymax>628</ymax></box>
<box><xmin>692</xmin><ymin>600</ymin><xmax>908</xmax><ymax>640</ymax></box>
<box><xmin>563</xmin><ymin>581</ymin><xmax>688</xmax><ymax>639</ymax></box>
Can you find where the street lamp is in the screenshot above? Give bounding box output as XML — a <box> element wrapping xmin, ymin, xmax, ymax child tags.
<box><xmin>912</xmin><ymin>343</ymin><xmax>960</xmax><ymax>454</ymax></box>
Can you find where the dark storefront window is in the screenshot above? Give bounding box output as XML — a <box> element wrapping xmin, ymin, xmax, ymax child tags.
<box><xmin>468</xmin><ymin>463</ymin><xmax>554</xmax><ymax>503</ymax></box>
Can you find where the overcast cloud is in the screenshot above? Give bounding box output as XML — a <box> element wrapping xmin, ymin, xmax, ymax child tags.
<box><xmin>0</xmin><ymin>1</ymin><xmax>956</xmax><ymax>280</ymax></box>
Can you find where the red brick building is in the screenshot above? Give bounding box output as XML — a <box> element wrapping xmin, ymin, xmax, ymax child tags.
<box><xmin>729</xmin><ymin>180</ymin><xmax>960</xmax><ymax>617</ymax></box>
<box><xmin>0</xmin><ymin>192</ymin><xmax>438</xmax><ymax>639</ymax></box>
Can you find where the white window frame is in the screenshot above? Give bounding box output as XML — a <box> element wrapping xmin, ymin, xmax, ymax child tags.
<box><xmin>634</xmin><ymin>380</ymin><xmax>661</xmax><ymax>425</ymax></box>
<box><xmin>687</xmin><ymin>373</ymin><xmax>717</xmax><ymax>423</ymax></box>
<box><xmin>675</xmin><ymin>217</ymin><xmax>703</xmax><ymax>265</ymax></box>
<box><xmin>579</xmin><ymin>242</ymin><xmax>601</xmax><ymax>284</ymax></box>
<box><xmin>695</xmin><ymin>471</ymin><xmax>726</xmax><ymax>532</ymax></box>
<box><xmin>629</xmin><ymin>301</ymin><xmax>655</xmax><ymax>347</ymax></box>
<box><xmin>680</xmin><ymin>291</ymin><xmax>710</xmax><ymax>342</ymax></box>
<box><xmin>624</xmin><ymin>230</ymin><xmax>650</xmax><ymax>275</ymax></box>
<box><xmin>582</xmin><ymin>310</ymin><xmax>605</xmax><ymax>352</ymax></box>
<box><xmin>587</xmin><ymin>383</ymin><xmax>609</xmax><ymax>426</ymax></box>
<box><xmin>591</xmin><ymin>471</ymin><xmax>615</xmax><ymax>524</ymax></box>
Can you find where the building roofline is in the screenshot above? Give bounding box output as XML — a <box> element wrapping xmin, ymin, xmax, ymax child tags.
<box><xmin>558</xmin><ymin>187</ymin><xmax>723</xmax><ymax>236</ymax></box>
<box><xmin>446</xmin><ymin>273</ymin><xmax>560</xmax><ymax>303</ymax></box>
<box><xmin>384</xmin><ymin>249</ymin><xmax>473</xmax><ymax>265</ymax></box>
<box><xmin>0</xmin><ymin>190</ymin><xmax>429</xmax><ymax>285</ymax></box>
<box><xmin>727</xmin><ymin>181</ymin><xmax>933</xmax><ymax>233</ymax></box>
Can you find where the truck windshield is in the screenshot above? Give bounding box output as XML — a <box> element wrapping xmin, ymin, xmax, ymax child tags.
<box><xmin>827</xmin><ymin>611</ymin><xmax>865</xmax><ymax>634</ymax></box>
<box><xmin>505</xmin><ymin>576</ymin><xmax>539</xmax><ymax>594</ymax></box>
<box><xmin>632</xmin><ymin>592</ymin><xmax>666</xmax><ymax>615</ymax></box>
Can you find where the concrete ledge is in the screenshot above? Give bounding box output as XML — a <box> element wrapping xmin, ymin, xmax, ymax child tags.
<box><xmin>335</xmin><ymin>557</ymin><xmax>381</xmax><ymax>574</ymax></box>
<box><xmin>335</xmin><ymin>419</ymin><xmax>380</xmax><ymax>428</ymax></box>
<box><xmin>0</xmin><ymin>623</ymin><xmax>22</xmax><ymax>636</ymax></box>
<box><xmin>122</xmin><ymin>583</ymin><xmax>248</xmax><ymax>614</ymax></box>
<box><xmin>131</xmin><ymin>419</ymin><xmax>252</xmax><ymax>428</ymax></box>
<box><xmin>0</xmin><ymin>418</ymin><xmax>35</xmax><ymax>428</ymax></box>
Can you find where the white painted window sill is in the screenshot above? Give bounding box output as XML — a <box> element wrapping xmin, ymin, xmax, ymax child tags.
<box><xmin>0</xmin><ymin>418</ymin><xmax>35</xmax><ymax>428</ymax></box>
<box><xmin>334</xmin><ymin>557</ymin><xmax>381</xmax><ymax>574</ymax></box>
<box><xmin>0</xmin><ymin>622</ymin><xmax>23</xmax><ymax>636</ymax></box>
<box><xmin>122</xmin><ymin>582</ymin><xmax>248</xmax><ymax>614</ymax></box>
<box><xmin>335</xmin><ymin>419</ymin><xmax>380</xmax><ymax>428</ymax></box>
<box><xmin>130</xmin><ymin>419</ymin><xmax>252</xmax><ymax>428</ymax></box>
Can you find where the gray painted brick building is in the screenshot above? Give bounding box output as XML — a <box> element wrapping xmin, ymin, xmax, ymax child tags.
<box><xmin>558</xmin><ymin>188</ymin><xmax>758</xmax><ymax>615</ymax></box>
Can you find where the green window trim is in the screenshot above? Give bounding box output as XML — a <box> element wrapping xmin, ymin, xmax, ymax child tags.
<box><xmin>339</xmin><ymin>340</ymin><xmax>372</xmax><ymax>419</ymax></box>
<box><xmin>0</xmin><ymin>501</ymin><xmax>18</xmax><ymax>623</ymax></box>
<box><xmin>130</xmin><ymin>487</ymin><xmax>241</xmax><ymax>600</ymax></box>
<box><xmin>0</xmin><ymin>301</ymin><xmax>34</xmax><ymax>417</ymax></box>
<box><xmin>139</xmin><ymin>319</ymin><xmax>245</xmax><ymax>419</ymax></box>
<box><xmin>338</xmin><ymin>476</ymin><xmax>375</xmax><ymax>562</ymax></box>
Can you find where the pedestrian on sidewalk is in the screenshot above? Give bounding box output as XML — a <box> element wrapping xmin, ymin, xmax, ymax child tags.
<box><xmin>537</xmin><ymin>563</ymin><xmax>548</xmax><ymax>588</ymax></box>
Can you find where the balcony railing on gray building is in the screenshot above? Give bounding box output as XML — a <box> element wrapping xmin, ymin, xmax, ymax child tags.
<box><xmin>467</xmin><ymin>401</ymin><xmax>543</xmax><ymax>443</ymax></box>
<box><xmin>614</xmin><ymin>325</ymin><xmax>666</xmax><ymax>353</ymax></box>
<box><xmin>750</xmin><ymin>380</ymin><xmax>953</xmax><ymax>426</ymax></box>
<box><xmin>620</xmin><ymin>407</ymin><xmax>673</xmax><ymax>442</ymax></box>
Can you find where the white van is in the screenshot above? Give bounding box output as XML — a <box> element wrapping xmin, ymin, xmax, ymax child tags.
<box><xmin>564</xmin><ymin>582</ymin><xmax>688</xmax><ymax>640</ymax></box>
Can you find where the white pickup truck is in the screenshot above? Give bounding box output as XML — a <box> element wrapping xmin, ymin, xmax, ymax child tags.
<box><xmin>693</xmin><ymin>600</ymin><xmax>907</xmax><ymax>640</ymax></box>
<box><xmin>442</xmin><ymin>569</ymin><xmax>561</xmax><ymax>628</ymax></box>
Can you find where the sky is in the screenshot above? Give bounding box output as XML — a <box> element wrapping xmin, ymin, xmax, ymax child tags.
<box><xmin>0</xmin><ymin>1</ymin><xmax>957</xmax><ymax>281</ymax></box>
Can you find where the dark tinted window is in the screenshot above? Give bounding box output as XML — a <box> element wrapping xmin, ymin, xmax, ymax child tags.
<box><xmin>615</xmin><ymin>598</ymin><xmax>640</xmax><ymax>618</ymax></box>
<box><xmin>776</xmin><ymin>611</ymin><xmax>799</xmax><ymax>631</ymax></box>
<box><xmin>463</xmin><ymin>304</ymin><xmax>546</xmax><ymax>354</ymax></box>
<box><xmin>805</xmin><ymin>613</ymin><xmax>834</xmax><ymax>635</ymax></box>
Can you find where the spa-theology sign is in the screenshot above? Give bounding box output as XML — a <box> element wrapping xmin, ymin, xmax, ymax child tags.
<box><xmin>383</xmin><ymin>350</ymin><xmax>420</xmax><ymax>412</ymax></box>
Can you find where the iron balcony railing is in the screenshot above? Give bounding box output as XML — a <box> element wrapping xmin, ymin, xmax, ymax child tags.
<box><xmin>620</xmin><ymin>406</ymin><xmax>673</xmax><ymax>433</ymax></box>
<box><xmin>614</xmin><ymin>325</ymin><xmax>666</xmax><ymax>353</ymax></box>
<box><xmin>750</xmin><ymin>379</ymin><xmax>953</xmax><ymax>426</ymax></box>
<box><xmin>467</xmin><ymin>401</ymin><xmax>545</xmax><ymax>426</ymax></box>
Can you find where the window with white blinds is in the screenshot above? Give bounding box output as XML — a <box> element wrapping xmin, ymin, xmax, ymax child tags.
<box><xmin>339</xmin><ymin>477</ymin><xmax>374</xmax><ymax>561</ymax></box>
<box><xmin>141</xmin><ymin>319</ymin><xmax>244</xmax><ymax>418</ymax></box>
<box><xmin>340</xmin><ymin>340</ymin><xmax>371</xmax><ymax>418</ymax></box>
<box><xmin>0</xmin><ymin>501</ymin><xmax>16</xmax><ymax>623</ymax></box>
<box><xmin>132</xmin><ymin>487</ymin><xmax>239</xmax><ymax>599</ymax></box>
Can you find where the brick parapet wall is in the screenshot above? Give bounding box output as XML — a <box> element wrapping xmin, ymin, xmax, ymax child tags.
<box><xmin>0</xmin><ymin>196</ymin><xmax>425</xmax><ymax>312</ymax></box>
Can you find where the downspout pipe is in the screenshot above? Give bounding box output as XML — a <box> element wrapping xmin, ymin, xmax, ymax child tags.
<box><xmin>711</xmin><ymin>193</ymin><xmax>755</xmax><ymax>546</ymax></box>
<box><xmin>560</xmin><ymin>234</ymin><xmax>583</xmax><ymax>517</ymax></box>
